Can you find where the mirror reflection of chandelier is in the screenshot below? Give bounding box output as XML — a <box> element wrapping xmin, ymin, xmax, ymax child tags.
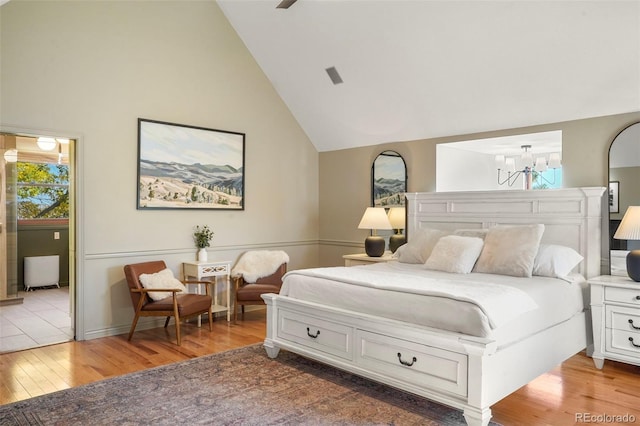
<box><xmin>495</xmin><ymin>145</ymin><xmax>561</xmax><ymax>190</ymax></box>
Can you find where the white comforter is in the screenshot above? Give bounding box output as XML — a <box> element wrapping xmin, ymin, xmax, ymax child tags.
<box><xmin>284</xmin><ymin>266</ymin><xmax>537</xmax><ymax>329</ymax></box>
<box><xmin>280</xmin><ymin>261</ymin><xmax>586</xmax><ymax>343</ymax></box>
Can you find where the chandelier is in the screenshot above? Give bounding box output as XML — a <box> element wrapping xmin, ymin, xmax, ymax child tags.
<box><xmin>495</xmin><ymin>145</ymin><xmax>561</xmax><ymax>190</ymax></box>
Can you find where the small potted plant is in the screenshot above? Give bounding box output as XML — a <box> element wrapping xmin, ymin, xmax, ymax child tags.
<box><xmin>193</xmin><ymin>225</ymin><xmax>214</xmax><ymax>261</ymax></box>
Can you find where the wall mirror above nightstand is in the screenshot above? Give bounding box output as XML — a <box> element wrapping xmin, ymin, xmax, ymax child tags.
<box><xmin>609</xmin><ymin>121</ymin><xmax>640</xmax><ymax>275</ymax></box>
<box><xmin>372</xmin><ymin>150</ymin><xmax>406</xmax><ymax>208</ymax></box>
<box><xmin>371</xmin><ymin>150</ymin><xmax>407</xmax><ymax>252</ymax></box>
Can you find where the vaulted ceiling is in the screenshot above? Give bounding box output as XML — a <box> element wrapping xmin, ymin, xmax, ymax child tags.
<box><xmin>218</xmin><ymin>0</ymin><xmax>640</xmax><ymax>152</ymax></box>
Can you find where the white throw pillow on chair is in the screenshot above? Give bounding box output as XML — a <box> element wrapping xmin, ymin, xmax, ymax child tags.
<box><xmin>139</xmin><ymin>268</ymin><xmax>187</xmax><ymax>301</ymax></box>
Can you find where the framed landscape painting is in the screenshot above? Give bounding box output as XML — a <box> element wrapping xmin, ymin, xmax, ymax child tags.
<box><xmin>137</xmin><ymin>119</ymin><xmax>245</xmax><ymax>210</ymax></box>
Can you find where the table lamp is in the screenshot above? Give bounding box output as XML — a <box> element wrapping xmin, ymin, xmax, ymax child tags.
<box><xmin>613</xmin><ymin>206</ymin><xmax>640</xmax><ymax>282</ymax></box>
<box><xmin>387</xmin><ymin>207</ymin><xmax>406</xmax><ymax>253</ymax></box>
<box><xmin>358</xmin><ymin>207</ymin><xmax>392</xmax><ymax>257</ymax></box>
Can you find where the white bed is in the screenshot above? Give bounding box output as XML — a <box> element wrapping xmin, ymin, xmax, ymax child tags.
<box><xmin>262</xmin><ymin>187</ymin><xmax>605</xmax><ymax>426</ymax></box>
<box><xmin>281</xmin><ymin>263</ymin><xmax>587</xmax><ymax>345</ymax></box>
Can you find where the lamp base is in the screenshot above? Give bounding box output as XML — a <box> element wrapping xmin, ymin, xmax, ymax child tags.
<box><xmin>389</xmin><ymin>233</ymin><xmax>407</xmax><ymax>253</ymax></box>
<box><xmin>627</xmin><ymin>250</ymin><xmax>640</xmax><ymax>282</ymax></box>
<box><xmin>364</xmin><ymin>236</ymin><xmax>386</xmax><ymax>257</ymax></box>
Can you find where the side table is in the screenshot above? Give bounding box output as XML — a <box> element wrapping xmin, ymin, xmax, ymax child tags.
<box><xmin>589</xmin><ymin>274</ymin><xmax>640</xmax><ymax>369</ymax></box>
<box><xmin>182</xmin><ymin>260</ymin><xmax>232</xmax><ymax>322</ymax></box>
<box><xmin>343</xmin><ymin>252</ymin><xmax>395</xmax><ymax>267</ymax></box>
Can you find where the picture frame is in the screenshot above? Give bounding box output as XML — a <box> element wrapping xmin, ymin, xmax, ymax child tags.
<box><xmin>137</xmin><ymin>118</ymin><xmax>245</xmax><ymax>210</ymax></box>
<box><xmin>609</xmin><ymin>181</ymin><xmax>619</xmax><ymax>214</ymax></box>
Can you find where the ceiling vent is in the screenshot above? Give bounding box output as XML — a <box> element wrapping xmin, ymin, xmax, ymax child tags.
<box><xmin>276</xmin><ymin>0</ymin><xmax>298</xmax><ymax>9</ymax></box>
<box><xmin>325</xmin><ymin>66</ymin><xmax>344</xmax><ymax>85</ymax></box>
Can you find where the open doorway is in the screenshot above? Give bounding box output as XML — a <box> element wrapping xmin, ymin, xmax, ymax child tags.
<box><xmin>0</xmin><ymin>134</ymin><xmax>75</xmax><ymax>353</ymax></box>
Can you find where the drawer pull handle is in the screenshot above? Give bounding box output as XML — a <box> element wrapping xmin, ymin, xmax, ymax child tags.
<box><xmin>629</xmin><ymin>337</ymin><xmax>640</xmax><ymax>348</ymax></box>
<box><xmin>397</xmin><ymin>352</ymin><xmax>417</xmax><ymax>367</ymax></box>
<box><xmin>306</xmin><ymin>327</ymin><xmax>320</xmax><ymax>338</ymax></box>
<box><xmin>629</xmin><ymin>319</ymin><xmax>640</xmax><ymax>330</ymax></box>
<box><xmin>636</xmin><ymin>296</ymin><xmax>640</xmax><ymax>301</ymax></box>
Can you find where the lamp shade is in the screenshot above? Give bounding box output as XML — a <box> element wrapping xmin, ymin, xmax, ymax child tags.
<box><xmin>387</xmin><ymin>207</ymin><xmax>406</xmax><ymax>230</ymax></box>
<box><xmin>358</xmin><ymin>207</ymin><xmax>392</xmax><ymax>230</ymax></box>
<box><xmin>521</xmin><ymin>150</ymin><xmax>533</xmax><ymax>168</ymax></box>
<box><xmin>614</xmin><ymin>206</ymin><xmax>640</xmax><ymax>240</ymax></box>
<box><xmin>548</xmin><ymin>153</ymin><xmax>561</xmax><ymax>169</ymax></box>
<box><xmin>534</xmin><ymin>157</ymin><xmax>548</xmax><ymax>172</ymax></box>
<box><xmin>505</xmin><ymin>157</ymin><xmax>516</xmax><ymax>173</ymax></box>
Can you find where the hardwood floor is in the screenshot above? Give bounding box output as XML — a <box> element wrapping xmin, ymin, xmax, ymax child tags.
<box><xmin>2</xmin><ymin>309</ymin><xmax>640</xmax><ymax>425</ymax></box>
<box><xmin>0</xmin><ymin>311</ymin><xmax>267</xmax><ymax>405</ymax></box>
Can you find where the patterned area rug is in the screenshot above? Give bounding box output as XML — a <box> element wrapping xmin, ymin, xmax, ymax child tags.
<box><xmin>0</xmin><ymin>344</ymin><xmax>497</xmax><ymax>425</ymax></box>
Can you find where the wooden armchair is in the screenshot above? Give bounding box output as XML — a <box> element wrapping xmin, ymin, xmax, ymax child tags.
<box><xmin>231</xmin><ymin>250</ymin><xmax>288</xmax><ymax>323</ymax></box>
<box><xmin>123</xmin><ymin>260</ymin><xmax>213</xmax><ymax>346</ymax></box>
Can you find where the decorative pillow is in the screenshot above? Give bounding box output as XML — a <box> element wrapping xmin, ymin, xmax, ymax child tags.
<box><xmin>395</xmin><ymin>228</ymin><xmax>449</xmax><ymax>264</ymax></box>
<box><xmin>453</xmin><ymin>228</ymin><xmax>489</xmax><ymax>240</ymax></box>
<box><xmin>139</xmin><ymin>268</ymin><xmax>187</xmax><ymax>301</ymax></box>
<box><xmin>474</xmin><ymin>224</ymin><xmax>545</xmax><ymax>277</ymax></box>
<box><xmin>533</xmin><ymin>244</ymin><xmax>583</xmax><ymax>278</ymax></box>
<box><xmin>425</xmin><ymin>235</ymin><xmax>484</xmax><ymax>274</ymax></box>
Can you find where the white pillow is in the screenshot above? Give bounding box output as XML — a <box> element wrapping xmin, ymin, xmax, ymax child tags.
<box><xmin>425</xmin><ymin>235</ymin><xmax>484</xmax><ymax>274</ymax></box>
<box><xmin>395</xmin><ymin>228</ymin><xmax>449</xmax><ymax>264</ymax></box>
<box><xmin>139</xmin><ymin>268</ymin><xmax>187</xmax><ymax>301</ymax></box>
<box><xmin>453</xmin><ymin>228</ymin><xmax>489</xmax><ymax>240</ymax></box>
<box><xmin>533</xmin><ymin>244</ymin><xmax>584</xmax><ymax>278</ymax></box>
<box><xmin>474</xmin><ymin>224</ymin><xmax>545</xmax><ymax>277</ymax></box>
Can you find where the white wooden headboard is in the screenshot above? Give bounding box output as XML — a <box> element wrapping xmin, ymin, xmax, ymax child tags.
<box><xmin>406</xmin><ymin>187</ymin><xmax>606</xmax><ymax>278</ymax></box>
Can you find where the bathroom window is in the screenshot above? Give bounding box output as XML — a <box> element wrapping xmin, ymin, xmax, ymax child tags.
<box><xmin>16</xmin><ymin>162</ymin><xmax>69</xmax><ymax>220</ymax></box>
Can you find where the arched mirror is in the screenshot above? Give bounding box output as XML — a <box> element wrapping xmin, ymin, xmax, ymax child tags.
<box><xmin>371</xmin><ymin>151</ymin><xmax>407</xmax><ymax>252</ymax></box>
<box><xmin>372</xmin><ymin>150</ymin><xmax>407</xmax><ymax>207</ymax></box>
<box><xmin>608</xmin><ymin>121</ymin><xmax>640</xmax><ymax>275</ymax></box>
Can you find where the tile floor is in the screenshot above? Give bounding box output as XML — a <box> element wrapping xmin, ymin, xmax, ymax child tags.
<box><xmin>0</xmin><ymin>286</ymin><xmax>73</xmax><ymax>353</ymax></box>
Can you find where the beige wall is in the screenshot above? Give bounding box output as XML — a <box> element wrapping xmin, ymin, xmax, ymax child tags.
<box><xmin>319</xmin><ymin>112</ymin><xmax>640</xmax><ymax>266</ymax></box>
<box><xmin>1</xmin><ymin>1</ymin><xmax>319</xmax><ymax>339</ymax></box>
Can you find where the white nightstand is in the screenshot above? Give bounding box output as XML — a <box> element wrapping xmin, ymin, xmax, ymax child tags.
<box><xmin>589</xmin><ymin>274</ymin><xmax>640</xmax><ymax>369</ymax></box>
<box><xmin>343</xmin><ymin>252</ymin><xmax>395</xmax><ymax>267</ymax></box>
<box><xmin>182</xmin><ymin>260</ymin><xmax>232</xmax><ymax>322</ymax></box>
